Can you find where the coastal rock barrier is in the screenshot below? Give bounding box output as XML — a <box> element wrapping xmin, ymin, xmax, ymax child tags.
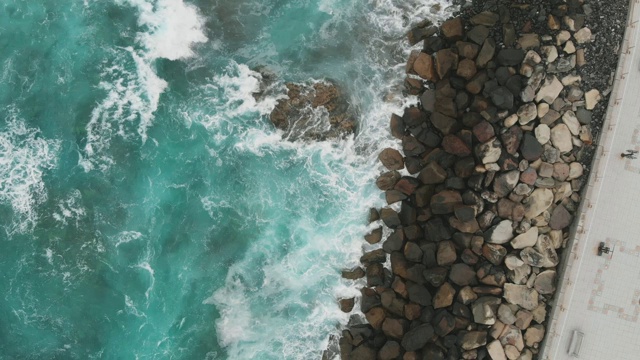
<box><xmin>338</xmin><ymin>1</ymin><xmax>627</xmax><ymax>359</ymax></box>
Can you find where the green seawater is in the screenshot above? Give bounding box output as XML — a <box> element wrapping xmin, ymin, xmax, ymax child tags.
<box><xmin>0</xmin><ymin>0</ymin><xmax>454</xmax><ymax>359</ymax></box>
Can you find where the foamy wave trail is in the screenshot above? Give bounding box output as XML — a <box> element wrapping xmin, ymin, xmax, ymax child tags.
<box><xmin>81</xmin><ymin>0</ymin><xmax>207</xmax><ymax>172</ymax></box>
<box><xmin>0</xmin><ymin>112</ymin><xmax>60</xmax><ymax>235</ymax></box>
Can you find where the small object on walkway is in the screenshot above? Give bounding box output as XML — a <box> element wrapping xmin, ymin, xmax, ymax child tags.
<box><xmin>621</xmin><ymin>149</ymin><xmax>638</xmax><ymax>159</ymax></box>
<box><xmin>597</xmin><ymin>241</ymin><xmax>612</xmax><ymax>256</ymax></box>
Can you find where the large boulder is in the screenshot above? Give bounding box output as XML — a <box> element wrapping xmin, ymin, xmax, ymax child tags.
<box><xmin>401</xmin><ymin>324</ymin><xmax>434</xmax><ymax>351</ymax></box>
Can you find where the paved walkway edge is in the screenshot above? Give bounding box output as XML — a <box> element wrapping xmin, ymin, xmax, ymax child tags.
<box><xmin>540</xmin><ymin>0</ymin><xmax>639</xmax><ymax>358</ymax></box>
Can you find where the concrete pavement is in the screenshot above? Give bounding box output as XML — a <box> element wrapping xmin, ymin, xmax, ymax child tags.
<box><xmin>541</xmin><ymin>0</ymin><xmax>640</xmax><ymax>358</ymax></box>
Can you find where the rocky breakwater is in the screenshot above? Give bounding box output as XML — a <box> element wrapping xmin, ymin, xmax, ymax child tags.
<box><xmin>338</xmin><ymin>2</ymin><xmax>611</xmax><ymax>359</ymax></box>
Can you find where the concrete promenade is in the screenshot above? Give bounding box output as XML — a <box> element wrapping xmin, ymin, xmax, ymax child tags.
<box><xmin>541</xmin><ymin>0</ymin><xmax>640</xmax><ymax>358</ymax></box>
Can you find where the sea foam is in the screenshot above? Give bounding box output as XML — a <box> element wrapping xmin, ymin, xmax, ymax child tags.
<box><xmin>0</xmin><ymin>114</ymin><xmax>60</xmax><ymax>235</ymax></box>
<box><xmin>82</xmin><ymin>0</ymin><xmax>208</xmax><ymax>171</ymax></box>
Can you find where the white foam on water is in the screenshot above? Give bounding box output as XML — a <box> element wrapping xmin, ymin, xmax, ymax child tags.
<box><xmin>113</xmin><ymin>230</ymin><xmax>144</xmax><ymax>248</ymax></box>
<box><xmin>121</xmin><ymin>0</ymin><xmax>208</xmax><ymax>61</ymax></box>
<box><xmin>82</xmin><ymin>0</ymin><xmax>207</xmax><ymax>171</ymax></box>
<box><xmin>52</xmin><ymin>189</ymin><xmax>86</xmax><ymax>227</ymax></box>
<box><xmin>203</xmin><ymin>0</ymin><xmax>458</xmax><ymax>358</ymax></box>
<box><xmin>0</xmin><ymin>113</ymin><xmax>60</xmax><ymax>235</ymax></box>
<box><xmin>134</xmin><ymin>261</ymin><xmax>156</xmax><ymax>301</ymax></box>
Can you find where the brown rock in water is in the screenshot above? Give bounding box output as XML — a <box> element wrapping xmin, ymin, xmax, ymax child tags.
<box><xmin>376</xmin><ymin>171</ymin><xmax>401</xmax><ymax>190</ymax></box>
<box><xmin>382</xmin><ymin>318</ymin><xmax>407</xmax><ymax>339</ymax></box>
<box><xmin>339</xmin><ymin>298</ymin><xmax>355</xmax><ymax>312</ymax></box>
<box><xmin>414</xmin><ymin>53</ymin><xmax>439</xmax><ymax>82</ymax></box>
<box><xmin>379</xmin><ymin>148</ymin><xmax>404</xmax><ymax>171</ymax></box>
<box><xmin>457</xmin><ymin>41</ymin><xmax>480</xmax><ymax>59</ymax></box>
<box><xmin>342</xmin><ymin>267</ymin><xmax>365</xmax><ymax>280</ymax></box>
<box><xmin>378</xmin><ymin>341</ymin><xmax>401</xmax><ymax>360</ymax></box>
<box><xmin>431</xmin><ymin>190</ymin><xmax>462</xmax><ymax>214</ymax></box>
<box><xmin>269</xmin><ymin>81</ymin><xmax>356</xmax><ymax>140</ymax></box>
<box><xmin>441</xmin><ymin>17</ymin><xmax>464</xmax><ymax>40</ymax></box>
<box><xmin>434</xmin><ymin>282</ymin><xmax>456</xmax><ymax>309</ymax></box>
<box><xmin>436</xmin><ymin>48</ymin><xmax>459</xmax><ymax>79</ymax></box>
<box><xmin>419</xmin><ymin>161</ymin><xmax>447</xmax><ymax>184</ymax></box>
<box><xmin>442</xmin><ymin>134</ymin><xmax>472</xmax><ymax>156</ymax></box>
<box><xmin>457</xmin><ymin>59</ymin><xmax>478</xmax><ymax>80</ymax></box>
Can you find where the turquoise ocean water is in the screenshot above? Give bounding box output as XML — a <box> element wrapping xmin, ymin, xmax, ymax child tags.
<box><xmin>0</xmin><ymin>1</ymin><xmax>453</xmax><ymax>359</ymax></box>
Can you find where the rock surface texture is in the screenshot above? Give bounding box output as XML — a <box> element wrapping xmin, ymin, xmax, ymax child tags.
<box><xmin>337</xmin><ymin>1</ymin><xmax>628</xmax><ymax>359</ymax></box>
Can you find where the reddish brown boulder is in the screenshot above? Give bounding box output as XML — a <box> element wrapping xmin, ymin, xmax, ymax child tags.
<box><xmin>436</xmin><ymin>48</ymin><xmax>459</xmax><ymax>79</ymax></box>
<box><xmin>473</xmin><ymin>120</ymin><xmax>495</xmax><ymax>143</ymax></box>
<box><xmin>339</xmin><ymin>298</ymin><xmax>355</xmax><ymax>312</ymax></box>
<box><xmin>414</xmin><ymin>52</ymin><xmax>439</xmax><ymax>82</ymax></box>
<box><xmin>441</xmin><ymin>17</ymin><xmax>464</xmax><ymax>40</ymax></box>
<box><xmin>382</xmin><ymin>318</ymin><xmax>407</xmax><ymax>339</ymax></box>
<box><xmin>457</xmin><ymin>58</ymin><xmax>478</xmax><ymax>80</ymax></box>
<box><xmin>431</xmin><ymin>190</ymin><xmax>463</xmax><ymax>214</ymax></box>
<box><xmin>379</xmin><ymin>148</ymin><xmax>405</xmax><ymax>170</ymax></box>
<box><xmin>365</xmin><ymin>307</ymin><xmax>386</xmax><ymax>329</ymax></box>
<box><xmin>442</xmin><ymin>134</ymin><xmax>471</xmax><ymax>156</ymax></box>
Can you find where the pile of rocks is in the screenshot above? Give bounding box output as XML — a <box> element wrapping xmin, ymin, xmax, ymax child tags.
<box><xmin>270</xmin><ymin>80</ymin><xmax>357</xmax><ymax>141</ymax></box>
<box><xmin>338</xmin><ymin>2</ymin><xmax>613</xmax><ymax>359</ymax></box>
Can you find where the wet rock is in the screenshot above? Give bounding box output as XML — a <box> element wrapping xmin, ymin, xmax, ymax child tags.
<box><xmin>407</xmin><ymin>282</ymin><xmax>432</xmax><ymax>306</ymax></box>
<box><xmin>443</xmin><ymin>134</ymin><xmax>472</xmax><ymax>157</ymax></box>
<box><xmin>473</xmin><ymin>121</ymin><xmax>496</xmax><ymax>143</ymax></box>
<box><xmin>468</xmin><ymin>25</ymin><xmax>490</xmax><ymax>46</ymax></box>
<box><xmin>460</xmin><ymin>331</ymin><xmax>488</xmax><ymax>350</ymax></box>
<box><xmin>381</xmin><ymin>207</ymin><xmax>402</xmax><ymax>228</ymax></box>
<box><xmin>476</xmin><ymin>38</ymin><xmax>497</xmax><ymax>68</ymax></box>
<box><xmin>450</xmin><ymin>263</ymin><xmax>478</xmax><ymax>286</ymax></box>
<box><xmin>270</xmin><ymin>81</ymin><xmax>356</xmax><ymax>140</ymax></box>
<box><xmin>496</xmin><ymin>49</ymin><xmax>525</xmax><ymax>66</ymax></box>
<box><xmin>382</xmin><ymin>318</ymin><xmax>407</xmax><ymax>339</ymax></box>
<box><xmin>431</xmin><ymin>190</ymin><xmax>462</xmax><ymax>214</ymax></box>
<box><xmin>419</xmin><ymin>161</ymin><xmax>447</xmax><ymax>184</ymax></box>
<box><xmin>365</xmin><ymin>307</ymin><xmax>386</xmax><ymax>329</ymax></box>
<box><xmin>457</xmin><ymin>41</ymin><xmax>480</xmax><ymax>59</ymax></box>
<box><xmin>431</xmin><ymin>112</ymin><xmax>460</xmax><ymax>135</ymax></box>
<box><xmin>379</xmin><ymin>148</ymin><xmax>404</xmax><ymax>171</ymax></box>
<box><xmin>457</xmin><ymin>59</ymin><xmax>478</xmax><ymax>80</ymax></box>
<box><xmin>342</xmin><ymin>267</ymin><xmax>365</xmax><ymax>280</ymax></box>
<box><xmin>437</xmin><ymin>240</ymin><xmax>458</xmax><ymax>266</ymax></box>
<box><xmin>376</xmin><ymin>171</ymin><xmax>400</xmax><ymax>191</ymax></box>
<box><xmin>436</xmin><ymin>49</ymin><xmax>459</xmax><ymax>79</ymax></box>
<box><xmin>441</xmin><ymin>17</ymin><xmax>464</xmax><ymax>41</ymax></box>
<box><xmin>471</xmin><ymin>11</ymin><xmax>499</xmax><ymax>26</ymax></box>
<box><xmin>491</xmin><ymin>86</ymin><xmax>515</xmax><ymax>110</ymax></box>
<box><xmin>434</xmin><ymin>282</ymin><xmax>456</xmax><ymax>309</ymax></box>
<box><xmin>378</xmin><ymin>341</ymin><xmax>401</xmax><ymax>360</ymax></box>
<box><xmin>350</xmin><ymin>345</ymin><xmax>376</xmax><ymax>360</ymax></box>
<box><xmin>339</xmin><ymin>298</ymin><xmax>355</xmax><ymax>312</ymax></box>
<box><xmin>414</xmin><ymin>53</ymin><xmax>439</xmax><ymax>82</ymax></box>
<box><xmin>408</xmin><ymin>25</ymin><xmax>438</xmax><ymax>46</ymax></box>
<box><xmin>401</xmin><ymin>324</ymin><xmax>434</xmax><ymax>352</ymax></box>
